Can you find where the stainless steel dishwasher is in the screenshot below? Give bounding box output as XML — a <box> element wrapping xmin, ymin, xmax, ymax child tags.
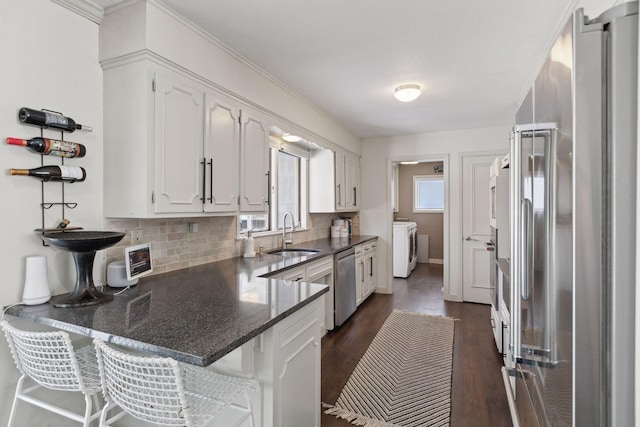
<box><xmin>334</xmin><ymin>247</ymin><xmax>356</xmax><ymax>326</ymax></box>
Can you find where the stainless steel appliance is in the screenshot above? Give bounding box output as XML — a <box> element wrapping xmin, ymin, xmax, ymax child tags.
<box><xmin>334</xmin><ymin>247</ymin><xmax>356</xmax><ymax>326</ymax></box>
<box><xmin>503</xmin><ymin>3</ymin><xmax>637</xmax><ymax>426</ymax></box>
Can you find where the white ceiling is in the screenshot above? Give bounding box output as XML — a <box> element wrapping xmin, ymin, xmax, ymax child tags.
<box><xmin>98</xmin><ymin>0</ymin><xmax>582</xmax><ymax>139</ymax></box>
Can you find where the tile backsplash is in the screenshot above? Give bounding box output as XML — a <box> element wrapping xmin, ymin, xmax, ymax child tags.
<box><xmin>105</xmin><ymin>213</ymin><xmax>359</xmax><ymax>275</ymax></box>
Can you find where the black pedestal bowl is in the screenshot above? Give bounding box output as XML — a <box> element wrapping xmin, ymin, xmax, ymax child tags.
<box><xmin>42</xmin><ymin>231</ymin><xmax>126</xmax><ymax>308</ymax></box>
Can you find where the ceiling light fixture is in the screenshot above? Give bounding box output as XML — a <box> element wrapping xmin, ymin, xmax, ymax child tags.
<box><xmin>282</xmin><ymin>134</ymin><xmax>302</xmax><ymax>143</ymax></box>
<box><xmin>394</xmin><ymin>84</ymin><xmax>421</xmax><ymax>102</ymax></box>
<box><xmin>400</xmin><ymin>161</ymin><xmax>419</xmax><ymax>165</ymax></box>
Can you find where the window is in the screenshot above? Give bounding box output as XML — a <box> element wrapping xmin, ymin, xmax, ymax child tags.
<box><xmin>239</xmin><ymin>147</ymin><xmax>306</xmax><ymax>235</ymax></box>
<box><xmin>413</xmin><ymin>176</ymin><xmax>444</xmax><ymax>212</ymax></box>
<box><xmin>276</xmin><ymin>151</ymin><xmax>300</xmax><ymax>228</ymax></box>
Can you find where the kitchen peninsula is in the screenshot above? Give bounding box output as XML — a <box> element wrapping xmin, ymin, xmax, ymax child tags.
<box><xmin>5</xmin><ymin>236</ymin><xmax>378</xmax><ymax>426</ymax></box>
<box><xmin>7</xmin><ymin>252</ymin><xmax>330</xmax><ymax>427</ymax></box>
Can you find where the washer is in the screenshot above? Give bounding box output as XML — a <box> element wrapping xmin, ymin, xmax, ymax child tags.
<box><xmin>393</xmin><ymin>221</ymin><xmax>418</xmax><ymax>278</ymax></box>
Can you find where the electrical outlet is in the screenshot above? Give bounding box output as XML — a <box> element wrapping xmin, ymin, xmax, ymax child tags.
<box><xmin>131</xmin><ymin>229</ymin><xmax>143</xmax><ymax>244</ymax></box>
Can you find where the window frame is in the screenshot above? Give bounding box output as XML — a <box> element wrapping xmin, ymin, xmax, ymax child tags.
<box><xmin>413</xmin><ymin>175</ymin><xmax>445</xmax><ymax>213</ymax></box>
<box><xmin>237</xmin><ymin>145</ymin><xmax>308</xmax><ymax>237</ymax></box>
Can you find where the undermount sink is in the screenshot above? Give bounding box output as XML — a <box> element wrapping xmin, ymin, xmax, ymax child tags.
<box><xmin>269</xmin><ymin>249</ymin><xmax>321</xmax><ymax>257</ymax></box>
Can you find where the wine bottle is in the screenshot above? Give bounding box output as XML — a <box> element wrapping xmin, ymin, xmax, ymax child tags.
<box><xmin>18</xmin><ymin>108</ymin><xmax>93</xmax><ymax>132</ymax></box>
<box><xmin>6</xmin><ymin>137</ymin><xmax>86</xmax><ymax>158</ymax></box>
<box><xmin>9</xmin><ymin>165</ymin><xmax>86</xmax><ymax>182</ymax></box>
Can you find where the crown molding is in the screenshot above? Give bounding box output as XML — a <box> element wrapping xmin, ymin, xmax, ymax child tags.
<box><xmin>50</xmin><ymin>0</ymin><xmax>104</xmax><ymax>24</ymax></box>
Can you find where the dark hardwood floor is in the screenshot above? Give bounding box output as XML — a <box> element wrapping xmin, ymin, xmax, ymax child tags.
<box><xmin>321</xmin><ymin>263</ymin><xmax>512</xmax><ymax>426</ymax></box>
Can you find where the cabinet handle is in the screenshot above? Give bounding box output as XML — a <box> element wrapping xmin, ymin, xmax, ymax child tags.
<box><xmin>361</xmin><ymin>263</ymin><xmax>365</xmax><ymax>283</ymax></box>
<box><xmin>353</xmin><ymin>187</ymin><xmax>357</xmax><ymax>206</ymax></box>
<box><xmin>200</xmin><ymin>158</ymin><xmax>206</xmax><ymax>202</ymax></box>
<box><xmin>370</xmin><ymin>259</ymin><xmax>373</xmax><ymax>277</ymax></box>
<box><xmin>266</xmin><ymin>171</ymin><xmax>271</xmax><ymax>206</ymax></box>
<box><xmin>207</xmin><ymin>158</ymin><xmax>213</xmax><ymax>203</ymax></box>
<box><xmin>337</xmin><ymin>184</ymin><xmax>341</xmax><ymax>206</ymax></box>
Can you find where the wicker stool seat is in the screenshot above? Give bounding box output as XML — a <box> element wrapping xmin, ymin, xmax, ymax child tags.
<box><xmin>94</xmin><ymin>338</ymin><xmax>260</xmax><ymax>426</ymax></box>
<box><xmin>1</xmin><ymin>320</ymin><xmax>103</xmax><ymax>426</ymax></box>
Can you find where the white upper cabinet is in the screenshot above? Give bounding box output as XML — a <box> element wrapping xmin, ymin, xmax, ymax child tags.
<box><xmin>101</xmin><ymin>1</ymin><xmax>359</xmax><ymax>219</ymax></box>
<box><xmin>345</xmin><ymin>154</ymin><xmax>360</xmax><ymax>210</ymax></box>
<box><xmin>239</xmin><ymin>107</ymin><xmax>270</xmax><ymax>212</ymax></box>
<box><xmin>103</xmin><ymin>57</ymin><xmax>270</xmax><ymax>218</ymax></box>
<box><xmin>334</xmin><ymin>150</ymin><xmax>347</xmax><ymax>211</ymax></box>
<box><xmin>204</xmin><ymin>93</ymin><xmax>240</xmax><ymax>212</ymax></box>
<box><xmin>153</xmin><ymin>72</ymin><xmax>205</xmax><ymax>214</ymax></box>
<box><xmin>309</xmin><ymin>148</ymin><xmax>360</xmax><ymax>213</ymax></box>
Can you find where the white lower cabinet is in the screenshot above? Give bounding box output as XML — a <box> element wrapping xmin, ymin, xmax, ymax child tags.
<box><xmin>208</xmin><ymin>298</ymin><xmax>322</xmax><ymax>427</ymax></box>
<box><xmin>355</xmin><ymin>245</ymin><xmax>364</xmax><ymax>306</ymax></box>
<box><xmin>306</xmin><ymin>257</ymin><xmax>335</xmax><ymax>334</ymax></box>
<box><xmin>254</xmin><ymin>299</ymin><xmax>322</xmax><ymax>427</ymax></box>
<box><xmin>356</xmin><ymin>240</ymin><xmax>377</xmax><ymax>306</ymax></box>
<box><xmin>490</xmin><ymin>304</ymin><xmax>503</xmax><ymax>356</ymax></box>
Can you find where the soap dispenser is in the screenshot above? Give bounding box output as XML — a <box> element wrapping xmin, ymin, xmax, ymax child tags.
<box><xmin>243</xmin><ymin>230</ymin><xmax>256</xmax><ymax>258</ymax></box>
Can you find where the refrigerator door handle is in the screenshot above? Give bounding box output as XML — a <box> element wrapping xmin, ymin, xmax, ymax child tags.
<box><xmin>521</xmin><ymin>198</ymin><xmax>532</xmax><ymax>301</ymax></box>
<box><xmin>510</xmin><ymin>124</ymin><xmax>558</xmax><ymax>362</ymax></box>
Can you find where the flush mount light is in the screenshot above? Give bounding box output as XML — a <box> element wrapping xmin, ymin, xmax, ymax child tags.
<box><xmin>394</xmin><ymin>84</ymin><xmax>421</xmax><ymax>102</ymax></box>
<box><xmin>282</xmin><ymin>134</ymin><xmax>302</xmax><ymax>143</ymax></box>
<box><xmin>400</xmin><ymin>161</ymin><xmax>419</xmax><ymax>165</ymax></box>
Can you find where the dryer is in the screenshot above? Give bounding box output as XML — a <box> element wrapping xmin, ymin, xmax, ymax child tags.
<box><xmin>393</xmin><ymin>221</ymin><xmax>418</xmax><ymax>278</ymax></box>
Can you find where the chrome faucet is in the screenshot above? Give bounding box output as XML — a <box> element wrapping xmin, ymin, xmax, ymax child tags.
<box><xmin>282</xmin><ymin>211</ymin><xmax>294</xmax><ymax>249</ymax></box>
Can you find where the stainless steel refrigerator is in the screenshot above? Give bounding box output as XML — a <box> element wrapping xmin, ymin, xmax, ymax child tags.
<box><xmin>503</xmin><ymin>3</ymin><xmax>638</xmax><ymax>426</ymax></box>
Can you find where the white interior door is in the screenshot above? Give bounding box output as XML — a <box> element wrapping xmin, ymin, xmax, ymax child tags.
<box><xmin>462</xmin><ymin>154</ymin><xmax>496</xmax><ymax>303</ymax></box>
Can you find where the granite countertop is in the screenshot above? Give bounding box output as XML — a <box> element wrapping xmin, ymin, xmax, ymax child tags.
<box><xmin>255</xmin><ymin>235</ymin><xmax>378</xmax><ymax>277</ymax></box>
<box><xmin>6</xmin><ymin>235</ymin><xmax>377</xmax><ymax>366</ymax></box>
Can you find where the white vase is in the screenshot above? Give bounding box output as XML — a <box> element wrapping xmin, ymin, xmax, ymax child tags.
<box><xmin>22</xmin><ymin>255</ymin><xmax>51</xmax><ymax>305</ymax></box>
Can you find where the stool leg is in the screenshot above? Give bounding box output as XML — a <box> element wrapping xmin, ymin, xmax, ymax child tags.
<box><xmin>245</xmin><ymin>392</ymin><xmax>255</xmax><ymax>427</ymax></box>
<box><xmin>82</xmin><ymin>393</ymin><xmax>93</xmax><ymax>427</ymax></box>
<box><xmin>7</xmin><ymin>374</ymin><xmax>26</xmax><ymax>427</ymax></box>
<box><xmin>99</xmin><ymin>400</ymin><xmax>112</xmax><ymax>427</ymax></box>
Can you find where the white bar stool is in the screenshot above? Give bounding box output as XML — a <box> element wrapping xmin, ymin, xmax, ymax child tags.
<box><xmin>94</xmin><ymin>339</ymin><xmax>260</xmax><ymax>426</ymax></box>
<box><xmin>1</xmin><ymin>320</ymin><xmax>103</xmax><ymax>426</ymax></box>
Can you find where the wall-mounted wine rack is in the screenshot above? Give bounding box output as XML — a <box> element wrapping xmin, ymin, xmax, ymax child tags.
<box><xmin>16</xmin><ymin>108</ymin><xmax>85</xmax><ymax>246</ymax></box>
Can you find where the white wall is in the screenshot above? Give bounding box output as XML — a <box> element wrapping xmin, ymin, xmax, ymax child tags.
<box><xmin>360</xmin><ymin>126</ymin><xmax>510</xmax><ymax>300</ymax></box>
<box><xmin>0</xmin><ymin>0</ymin><xmax>104</xmax><ymax>424</ymax></box>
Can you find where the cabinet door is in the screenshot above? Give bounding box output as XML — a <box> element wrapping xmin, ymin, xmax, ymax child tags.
<box><xmin>345</xmin><ymin>154</ymin><xmax>360</xmax><ymax>210</ymax></box>
<box><xmin>273</xmin><ymin>304</ymin><xmax>321</xmax><ymax>427</ymax></box>
<box><xmin>369</xmin><ymin>252</ymin><xmax>377</xmax><ymax>292</ymax></box>
<box><xmin>240</xmin><ymin>108</ymin><xmax>269</xmax><ymax>212</ymax></box>
<box><xmin>335</xmin><ymin>151</ymin><xmax>346</xmax><ymax>211</ymax></box>
<box><xmin>364</xmin><ymin>253</ymin><xmax>377</xmax><ymax>295</ymax></box>
<box><xmin>154</xmin><ymin>72</ymin><xmax>204</xmax><ymax>213</ymax></box>
<box><xmin>355</xmin><ymin>256</ymin><xmax>364</xmax><ymax>306</ymax></box>
<box><xmin>204</xmin><ymin>92</ymin><xmax>240</xmax><ymax>212</ymax></box>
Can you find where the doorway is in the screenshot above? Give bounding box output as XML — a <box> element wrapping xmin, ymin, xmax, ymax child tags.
<box><xmin>389</xmin><ymin>155</ymin><xmax>448</xmax><ymax>296</ymax></box>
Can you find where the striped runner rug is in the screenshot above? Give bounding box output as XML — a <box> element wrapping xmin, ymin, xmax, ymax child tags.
<box><xmin>323</xmin><ymin>310</ymin><xmax>455</xmax><ymax>427</ymax></box>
